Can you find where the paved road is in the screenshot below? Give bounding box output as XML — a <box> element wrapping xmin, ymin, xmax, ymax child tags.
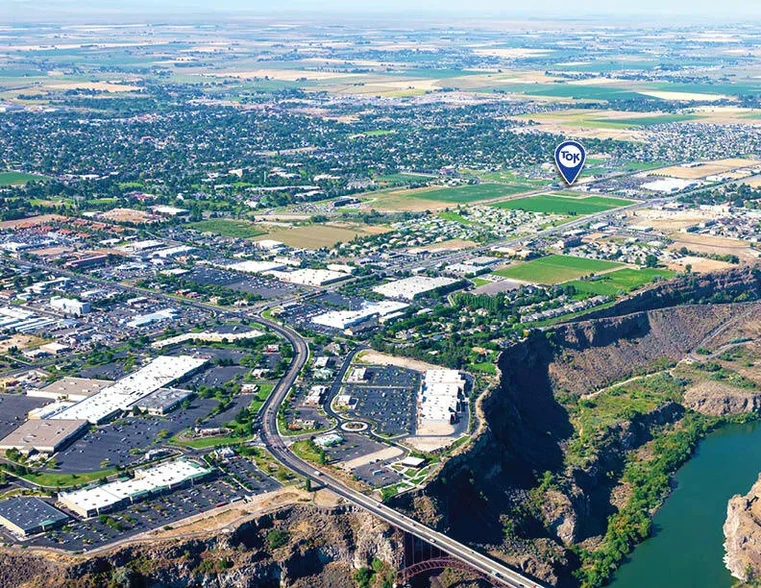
<box><xmin>255</xmin><ymin>311</ymin><xmax>544</xmax><ymax>587</ymax></box>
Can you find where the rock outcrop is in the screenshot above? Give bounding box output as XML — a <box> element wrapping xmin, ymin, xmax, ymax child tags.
<box><xmin>724</xmin><ymin>474</ymin><xmax>761</xmax><ymax>582</ymax></box>
<box><xmin>0</xmin><ymin>505</ymin><xmax>401</xmax><ymax>588</ymax></box>
<box><xmin>684</xmin><ymin>381</ymin><xmax>761</xmax><ymax>416</ymax></box>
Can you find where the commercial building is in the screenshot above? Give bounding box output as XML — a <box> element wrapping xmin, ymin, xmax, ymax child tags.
<box><xmin>136</xmin><ymin>387</ymin><xmax>194</xmax><ymax>416</ymax></box>
<box><xmin>373</xmin><ymin>276</ymin><xmax>458</xmax><ymax>301</ymax></box>
<box><xmin>311</xmin><ymin>300</ymin><xmax>409</xmax><ymax>330</ymax></box>
<box><xmin>125</xmin><ymin>308</ymin><xmax>177</xmax><ymax>329</ymax></box>
<box><xmin>50</xmin><ymin>355</ymin><xmax>207</xmax><ymax>424</ymax></box>
<box><xmin>418</xmin><ymin>369</ymin><xmax>465</xmax><ymax>428</ymax></box>
<box><xmin>151</xmin><ymin>327</ymin><xmax>263</xmax><ymax>349</ymax></box>
<box><xmin>268</xmin><ymin>268</ymin><xmax>350</xmax><ymax>287</ymax></box>
<box><xmin>28</xmin><ymin>377</ymin><xmax>111</xmax><ymax>402</ymax></box>
<box><xmin>50</xmin><ymin>296</ymin><xmax>90</xmax><ymax>316</ymax></box>
<box><xmin>303</xmin><ymin>385</ymin><xmax>327</xmax><ymax>407</ymax></box>
<box><xmin>0</xmin><ymin>419</ymin><xmax>88</xmax><ymax>454</ymax></box>
<box><xmin>58</xmin><ymin>459</ymin><xmax>213</xmax><ymax>519</ymax></box>
<box><xmin>0</xmin><ymin>497</ymin><xmax>69</xmax><ymax>537</ymax></box>
<box><xmin>226</xmin><ymin>260</ymin><xmax>286</xmax><ymax>274</ymax></box>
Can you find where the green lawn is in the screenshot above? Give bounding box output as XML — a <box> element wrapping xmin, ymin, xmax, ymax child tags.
<box><xmin>249</xmin><ymin>383</ymin><xmax>275</xmax><ymax>413</ymax></box>
<box><xmin>565</xmin><ymin>267</ymin><xmax>675</xmax><ymax>296</ymax></box>
<box><xmin>598</xmin><ymin>114</ymin><xmax>701</xmax><ymax>127</ymax></box>
<box><xmin>471</xmin><ymin>277</ymin><xmax>491</xmax><ymax>287</ymax></box>
<box><xmin>0</xmin><ymin>171</ymin><xmax>47</xmax><ymax>186</ymax></box>
<box><xmin>189</xmin><ymin>219</ymin><xmax>266</xmax><ymax>239</ymax></box>
<box><xmin>438</xmin><ymin>210</ymin><xmax>478</xmax><ymax>225</ymax></box>
<box><xmin>20</xmin><ymin>468</ymin><xmax>116</xmax><ymax>488</ymax></box>
<box><xmin>494</xmin><ymin>194</ymin><xmax>634</xmax><ymax>215</ymax></box>
<box><xmin>470</xmin><ymin>361</ymin><xmax>497</xmax><ymax>374</ymax></box>
<box><xmin>493</xmin><ymin>255</ymin><xmax>624</xmax><ymax>285</ymax></box>
<box><xmin>415</xmin><ymin>183</ymin><xmax>532</xmax><ymax>203</ymax></box>
<box><xmin>487</xmin><ymin>83</ymin><xmax>651</xmax><ymax>102</ymax></box>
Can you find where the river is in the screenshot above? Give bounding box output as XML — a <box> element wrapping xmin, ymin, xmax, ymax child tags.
<box><xmin>611</xmin><ymin>421</ymin><xmax>761</xmax><ymax>588</ymax></box>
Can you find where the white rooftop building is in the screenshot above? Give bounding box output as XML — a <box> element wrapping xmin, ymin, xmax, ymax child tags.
<box><xmin>58</xmin><ymin>459</ymin><xmax>211</xmax><ymax>518</ymax></box>
<box><xmin>418</xmin><ymin>370</ymin><xmax>465</xmax><ymax>428</ymax></box>
<box><xmin>50</xmin><ymin>356</ymin><xmax>207</xmax><ymax>424</ymax></box>
<box><xmin>373</xmin><ymin>276</ymin><xmax>458</xmax><ymax>301</ymax></box>
<box><xmin>311</xmin><ymin>300</ymin><xmax>408</xmax><ymax>330</ymax></box>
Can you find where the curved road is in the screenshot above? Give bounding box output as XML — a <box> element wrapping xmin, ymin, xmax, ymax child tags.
<box><xmin>255</xmin><ymin>312</ymin><xmax>544</xmax><ymax>588</ymax></box>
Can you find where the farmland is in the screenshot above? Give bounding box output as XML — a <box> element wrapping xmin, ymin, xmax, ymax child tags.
<box><xmin>565</xmin><ymin>267</ymin><xmax>676</xmax><ymax>296</ymax></box>
<box><xmin>189</xmin><ymin>219</ymin><xmax>266</xmax><ymax>239</ymax></box>
<box><xmin>492</xmin><ymin>255</ymin><xmax>624</xmax><ymax>284</ymax></box>
<box><xmin>412</xmin><ymin>183</ymin><xmax>534</xmax><ymax>203</ymax></box>
<box><xmin>493</xmin><ymin>194</ymin><xmax>634</xmax><ymax>215</ymax></box>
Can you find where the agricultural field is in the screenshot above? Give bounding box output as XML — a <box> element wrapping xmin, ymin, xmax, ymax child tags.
<box><xmin>413</xmin><ymin>183</ymin><xmax>533</xmax><ymax>203</ymax></box>
<box><xmin>189</xmin><ymin>219</ymin><xmax>266</xmax><ymax>239</ymax></box>
<box><xmin>493</xmin><ymin>194</ymin><xmax>634</xmax><ymax>215</ymax></box>
<box><xmin>492</xmin><ymin>255</ymin><xmax>624</xmax><ymax>285</ymax></box>
<box><xmin>0</xmin><ymin>171</ymin><xmax>47</xmax><ymax>186</ymax></box>
<box><xmin>565</xmin><ymin>268</ymin><xmax>675</xmax><ymax>296</ymax></box>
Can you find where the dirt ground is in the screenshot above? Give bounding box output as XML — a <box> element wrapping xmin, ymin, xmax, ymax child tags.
<box><xmin>408</xmin><ymin>239</ymin><xmax>478</xmax><ymax>253</ymax></box>
<box><xmin>653</xmin><ymin>158</ymin><xmax>759</xmax><ymax>179</ymax></box>
<box><xmin>666</xmin><ymin>255</ymin><xmax>736</xmax><ymax>273</ymax></box>
<box><xmin>99</xmin><ymin>208</ymin><xmax>154</xmax><ymax>224</ymax></box>
<box><xmin>0</xmin><ymin>214</ymin><xmax>67</xmax><ymax>230</ymax></box>
<box><xmin>337</xmin><ymin>447</ymin><xmax>403</xmax><ymax>471</ymax></box>
<box><xmin>355</xmin><ymin>350</ymin><xmax>441</xmax><ymax>373</ymax></box>
<box><xmin>667</xmin><ymin>232</ymin><xmax>758</xmax><ymax>262</ymax></box>
<box><xmin>404</xmin><ymin>435</ymin><xmax>461</xmax><ymax>452</ymax></box>
<box><xmin>625</xmin><ymin>208</ymin><xmax>723</xmax><ymax>231</ymax></box>
<box><xmin>254</xmin><ymin>223</ymin><xmax>388</xmax><ymax>249</ymax></box>
<box><xmin>0</xmin><ymin>334</ymin><xmax>46</xmax><ymax>353</ymax></box>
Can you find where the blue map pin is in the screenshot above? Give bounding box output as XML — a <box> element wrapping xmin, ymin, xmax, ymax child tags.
<box><xmin>554</xmin><ymin>140</ymin><xmax>586</xmax><ymax>185</ymax></box>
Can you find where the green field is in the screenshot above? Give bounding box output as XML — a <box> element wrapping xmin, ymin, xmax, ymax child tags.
<box><xmin>189</xmin><ymin>219</ymin><xmax>266</xmax><ymax>239</ymax></box>
<box><xmin>415</xmin><ymin>183</ymin><xmax>533</xmax><ymax>203</ymax></box>
<box><xmin>0</xmin><ymin>171</ymin><xmax>47</xmax><ymax>186</ymax></box>
<box><xmin>565</xmin><ymin>268</ymin><xmax>675</xmax><ymax>296</ymax></box>
<box><xmin>488</xmin><ymin>83</ymin><xmax>651</xmax><ymax>102</ymax></box>
<box><xmin>493</xmin><ymin>255</ymin><xmax>624</xmax><ymax>284</ymax></box>
<box><xmin>493</xmin><ymin>194</ymin><xmax>634</xmax><ymax>215</ymax></box>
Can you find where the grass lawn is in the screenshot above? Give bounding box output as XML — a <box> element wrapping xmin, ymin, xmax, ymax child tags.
<box><xmin>438</xmin><ymin>210</ymin><xmax>478</xmax><ymax>225</ymax></box>
<box><xmin>20</xmin><ymin>468</ymin><xmax>116</xmax><ymax>488</ymax></box>
<box><xmin>471</xmin><ymin>277</ymin><xmax>491</xmax><ymax>287</ymax></box>
<box><xmin>470</xmin><ymin>361</ymin><xmax>497</xmax><ymax>374</ymax></box>
<box><xmin>414</xmin><ymin>183</ymin><xmax>533</xmax><ymax>203</ymax></box>
<box><xmin>171</xmin><ymin>434</ymin><xmax>244</xmax><ymax>449</ymax></box>
<box><xmin>291</xmin><ymin>440</ymin><xmax>326</xmax><ymax>464</ymax></box>
<box><xmin>249</xmin><ymin>383</ymin><xmax>275</xmax><ymax>413</ymax></box>
<box><xmin>493</xmin><ymin>255</ymin><xmax>624</xmax><ymax>285</ymax></box>
<box><xmin>493</xmin><ymin>194</ymin><xmax>634</xmax><ymax>215</ymax></box>
<box><xmin>189</xmin><ymin>219</ymin><xmax>266</xmax><ymax>239</ymax></box>
<box><xmin>565</xmin><ymin>267</ymin><xmax>675</xmax><ymax>296</ymax></box>
<box><xmin>0</xmin><ymin>171</ymin><xmax>47</xmax><ymax>186</ymax></box>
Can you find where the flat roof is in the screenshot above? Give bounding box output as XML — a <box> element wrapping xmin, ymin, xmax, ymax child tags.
<box><xmin>0</xmin><ymin>497</ymin><xmax>68</xmax><ymax>534</ymax></box>
<box><xmin>136</xmin><ymin>387</ymin><xmax>193</xmax><ymax>410</ymax></box>
<box><xmin>50</xmin><ymin>356</ymin><xmax>207</xmax><ymax>424</ymax></box>
<box><xmin>32</xmin><ymin>377</ymin><xmax>112</xmax><ymax>399</ymax></box>
<box><xmin>0</xmin><ymin>419</ymin><xmax>88</xmax><ymax>453</ymax></box>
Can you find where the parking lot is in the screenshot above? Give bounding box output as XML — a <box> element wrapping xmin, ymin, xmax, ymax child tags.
<box><xmin>56</xmin><ymin>398</ymin><xmax>220</xmax><ymax>472</ymax></box>
<box><xmin>222</xmin><ymin>457</ymin><xmax>283</xmax><ymax>494</ymax></box>
<box><xmin>342</xmin><ymin>366</ymin><xmax>419</xmax><ymax>437</ymax></box>
<box><xmin>0</xmin><ymin>393</ymin><xmax>48</xmax><ymax>439</ymax></box>
<box><xmin>352</xmin><ymin>461</ymin><xmax>403</xmax><ymax>489</ymax></box>
<box><xmin>188</xmin><ymin>266</ymin><xmax>295</xmax><ymax>299</ymax></box>
<box><xmin>26</xmin><ymin>478</ymin><xmax>248</xmax><ymax>552</ymax></box>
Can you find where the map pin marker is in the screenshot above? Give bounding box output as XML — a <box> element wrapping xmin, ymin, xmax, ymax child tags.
<box><xmin>554</xmin><ymin>140</ymin><xmax>586</xmax><ymax>186</ymax></box>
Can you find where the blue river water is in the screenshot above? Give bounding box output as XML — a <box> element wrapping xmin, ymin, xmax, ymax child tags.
<box><xmin>611</xmin><ymin>421</ymin><xmax>761</xmax><ymax>588</ymax></box>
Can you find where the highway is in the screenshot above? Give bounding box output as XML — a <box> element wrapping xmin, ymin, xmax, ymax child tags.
<box><xmin>255</xmin><ymin>311</ymin><xmax>545</xmax><ymax>588</ymax></box>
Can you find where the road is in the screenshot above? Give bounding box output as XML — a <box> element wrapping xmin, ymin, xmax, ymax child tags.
<box><xmin>255</xmin><ymin>311</ymin><xmax>544</xmax><ymax>587</ymax></box>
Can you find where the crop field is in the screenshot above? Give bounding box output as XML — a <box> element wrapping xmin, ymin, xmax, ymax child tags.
<box><xmin>0</xmin><ymin>171</ymin><xmax>47</xmax><ymax>186</ymax></box>
<box><xmin>413</xmin><ymin>183</ymin><xmax>534</xmax><ymax>203</ymax></box>
<box><xmin>565</xmin><ymin>268</ymin><xmax>675</xmax><ymax>296</ymax></box>
<box><xmin>189</xmin><ymin>219</ymin><xmax>267</xmax><ymax>239</ymax></box>
<box><xmin>493</xmin><ymin>194</ymin><xmax>634</xmax><ymax>215</ymax></box>
<box><xmin>492</xmin><ymin>255</ymin><xmax>624</xmax><ymax>284</ymax></box>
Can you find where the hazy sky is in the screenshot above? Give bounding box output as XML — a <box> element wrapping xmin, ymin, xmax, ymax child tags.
<box><xmin>2</xmin><ymin>0</ymin><xmax>761</xmax><ymax>18</ymax></box>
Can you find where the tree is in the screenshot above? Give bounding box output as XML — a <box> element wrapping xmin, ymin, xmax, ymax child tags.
<box><xmin>644</xmin><ymin>254</ymin><xmax>659</xmax><ymax>268</ymax></box>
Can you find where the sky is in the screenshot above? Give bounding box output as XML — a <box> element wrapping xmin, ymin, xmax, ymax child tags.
<box><xmin>2</xmin><ymin>0</ymin><xmax>761</xmax><ymax>19</ymax></box>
